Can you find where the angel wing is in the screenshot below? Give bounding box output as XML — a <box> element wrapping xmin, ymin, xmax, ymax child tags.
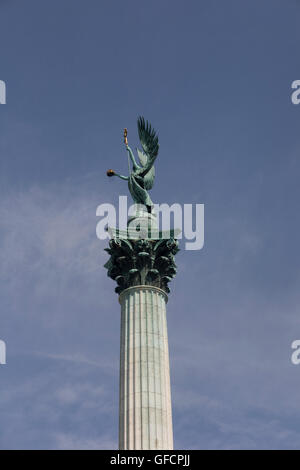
<box><xmin>136</xmin><ymin>116</ymin><xmax>159</xmax><ymax>190</ymax></box>
<box><xmin>136</xmin><ymin>147</ymin><xmax>155</xmax><ymax>190</ymax></box>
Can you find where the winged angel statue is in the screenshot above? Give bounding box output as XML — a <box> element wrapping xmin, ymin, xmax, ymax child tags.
<box><xmin>107</xmin><ymin>116</ymin><xmax>159</xmax><ymax>213</ymax></box>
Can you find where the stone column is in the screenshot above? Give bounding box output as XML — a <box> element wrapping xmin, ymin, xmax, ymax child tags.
<box><xmin>119</xmin><ymin>285</ymin><xmax>173</xmax><ymax>450</ymax></box>
<box><xmin>104</xmin><ymin>232</ymin><xmax>179</xmax><ymax>450</ymax></box>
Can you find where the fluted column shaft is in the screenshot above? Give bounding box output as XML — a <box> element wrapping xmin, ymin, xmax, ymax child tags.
<box><xmin>118</xmin><ymin>285</ymin><xmax>173</xmax><ymax>450</ymax></box>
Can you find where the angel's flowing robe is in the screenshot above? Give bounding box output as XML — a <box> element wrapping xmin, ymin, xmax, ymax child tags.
<box><xmin>128</xmin><ymin>170</ymin><xmax>154</xmax><ymax>209</ymax></box>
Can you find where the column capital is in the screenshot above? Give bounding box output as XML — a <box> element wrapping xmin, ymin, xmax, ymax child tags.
<box><xmin>104</xmin><ymin>237</ymin><xmax>179</xmax><ymax>295</ymax></box>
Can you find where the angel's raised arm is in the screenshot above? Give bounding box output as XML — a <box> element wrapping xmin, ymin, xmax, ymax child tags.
<box><xmin>126</xmin><ymin>146</ymin><xmax>140</xmax><ymax>171</ymax></box>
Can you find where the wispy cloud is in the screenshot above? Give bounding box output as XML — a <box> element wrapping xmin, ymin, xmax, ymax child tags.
<box><xmin>1</xmin><ymin>177</ymin><xmax>300</xmax><ymax>449</ymax></box>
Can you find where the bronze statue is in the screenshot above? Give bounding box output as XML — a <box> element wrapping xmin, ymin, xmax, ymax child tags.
<box><xmin>107</xmin><ymin>116</ymin><xmax>159</xmax><ymax>213</ymax></box>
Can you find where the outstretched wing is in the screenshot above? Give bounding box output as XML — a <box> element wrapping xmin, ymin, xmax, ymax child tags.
<box><xmin>137</xmin><ymin>116</ymin><xmax>159</xmax><ymax>189</ymax></box>
<box><xmin>137</xmin><ymin>116</ymin><xmax>159</xmax><ymax>160</ymax></box>
<box><xmin>136</xmin><ymin>147</ymin><xmax>155</xmax><ymax>190</ymax></box>
<box><xmin>136</xmin><ymin>147</ymin><xmax>147</xmax><ymax>167</ymax></box>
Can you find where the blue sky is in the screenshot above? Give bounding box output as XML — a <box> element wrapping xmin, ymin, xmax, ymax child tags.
<box><xmin>1</xmin><ymin>0</ymin><xmax>300</xmax><ymax>449</ymax></box>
